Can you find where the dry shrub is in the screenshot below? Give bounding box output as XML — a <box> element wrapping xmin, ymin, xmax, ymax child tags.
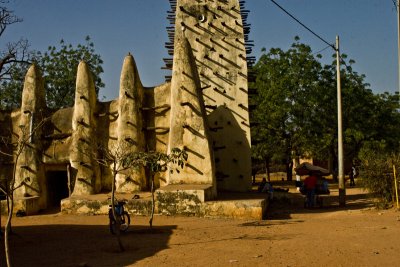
<box><xmin>358</xmin><ymin>143</ymin><xmax>399</xmax><ymax>208</ymax></box>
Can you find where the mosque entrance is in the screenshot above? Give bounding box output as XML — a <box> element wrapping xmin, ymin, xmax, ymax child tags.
<box><xmin>46</xmin><ymin>171</ymin><xmax>69</xmax><ymax>209</ymax></box>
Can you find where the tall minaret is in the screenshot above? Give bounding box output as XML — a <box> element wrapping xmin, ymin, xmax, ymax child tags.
<box><xmin>15</xmin><ymin>64</ymin><xmax>46</xmax><ymax>206</ymax></box>
<box><xmin>70</xmin><ymin>61</ymin><xmax>100</xmax><ymax>195</ymax></box>
<box><xmin>165</xmin><ymin>0</ymin><xmax>252</xmax><ymax>191</ymax></box>
<box><xmin>115</xmin><ymin>53</ymin><xmax>146</xmax><ymax>192</ymax></box>
<box><xmin>167</xmin><ymin>36</ymin><xmax>216</xmax><ymax>195</ymax></box>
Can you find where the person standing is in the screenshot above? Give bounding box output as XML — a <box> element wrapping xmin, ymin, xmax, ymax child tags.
<box><xmin>304</xmin><ymin>171</ymin><xmax>318</xmax><ymax>208</ymax></box>
<box><xmin>350</xmin><ymin>166</ymin><xmax>356</xmax><ymax>187</ymax></box>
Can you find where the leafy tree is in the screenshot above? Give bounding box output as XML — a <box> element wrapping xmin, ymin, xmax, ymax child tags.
<box><xmin>251</xmin><ymin>37</ymin><xmax>322</xmax><ymax>180</ymax></box>
<box><xmin>97</xmin><ymin>145</ymin><xmax>187</xmax><ymax>238</ymax></box>
<box><xmin>37</xmin><ymin>36</ymin><xmax>104</xmax><ymax>109</ymax></box>
<box><xmin>309</xmin><ymin>55</ymin><xmax>400</xmax><ymax>175</ymax></box>
<box><xmin>366</xmin><ymin>92</ymin><xmax>400</xmax><ymax>152</ymax></box>
<box><xmin>0</xmin><ymin>36</ymin><xmax>104</xmax><ymax>109</ymax></box>
<box><xmin>303</xmin><ymin>57</ymin><xmax>367</xmax><ymax>175</ymax></box>
<box><xmin>252</xmin><ymin>37</ymin><xmax>400</xmax><ymax>181</ymax></box>
<box><xmin>131</xmin><ymin>148</ymin><xmax>188</xmax><ymax>229</ymax></box>
<box><xmin>296</xmin><ymin>56</ymin><xmax>400</xmax><ymax>183</ymax></box>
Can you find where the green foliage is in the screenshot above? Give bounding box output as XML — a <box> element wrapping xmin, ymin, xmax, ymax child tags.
<box><xmin>358</xmin><ymin>142</ymin><xmax>399</xmax><ymax>208</ymax></box>
<box><xmin>251</xmin><ymin>37</ymin><xmax>400</xmax><ymax>179</ymax></box>
<box><xmin>0</xmin><ymin>36</ymin><xmax>104</xmax><ymax>109</ymax></box>
<box><xmin>251</xmin><ymin>38</ymin><xmax>322</xmax><ymax>173</ymax></box>
<box><xmin>0</xmin><ymin>65</ymin><xmax>27</xmax><ymax>108</ymax></box>
<box><xmin>99</xmin><ymin>144</ymin><xmax>188</xmax><ymax>177</ymax></box>
<box><xmin>314</xmin><ymin>60</ymin><xmax>400</xmax><ymax>162</ymax></box>
<box><xmin>37</xmin><ymin>36</ymin><xmax>104</xmax><ymax>109</ymax></box>
<box><xmin>125</xmin><ymin>148</ymin><xmax>188</xmax><ymax>174</ymax></box>
<box><xmin>116</xmin><ymin>147</ymin><xmax>188</xmax><ymax>229</ymax></box>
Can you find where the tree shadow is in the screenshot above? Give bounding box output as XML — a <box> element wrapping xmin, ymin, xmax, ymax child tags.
<box><xmin>216</xmin><ymin>191</ymin><xmax>269</xmax><ymax>201</ymax></box>
<box><xmin>0</xmin><ymin>223</ymin><xmax>176</xmax><ymax>267</ymax></box>
<box><xmin>266</xmin><ymin>186</ymin><xmax>375</xmax><ymax>220</ymax></box>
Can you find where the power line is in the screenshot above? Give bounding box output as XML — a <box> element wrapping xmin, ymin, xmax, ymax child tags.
<box><xmin>313</xmin><ymin>45</ymin><xmax>332</xmax><ymax>56</ymax></box>
<box><xmin>269</xmin><ymin>1</ymin><xmax>351</xmax><ymax>70</ymax></box>
<box><xmin>269</xmin><ymin>0</ymin><xmax>336</xmax><ymax>51</ymax></box>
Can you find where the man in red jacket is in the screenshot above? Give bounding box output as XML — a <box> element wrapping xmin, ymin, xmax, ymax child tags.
<box><xmin>304</xmin><ymin>171</ymin><xmax>318</xmax><ymax>208</ymax></box>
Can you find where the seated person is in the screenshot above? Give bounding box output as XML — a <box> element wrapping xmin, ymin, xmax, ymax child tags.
<box><xmin>315</xmin><ymin>177</ymin><xmax>330</xmax><ymax>194</ymax></box>
<box><xmin>261</xmin><ymin>181</ymin><xmax>274</xmax><ymax>200</ymax></box>
<box><xmin>256</xmin><ymin>177</ymin><xmax>274</xmax><ymax>200</ymax></box>
<box><xmin>258</xmin><ymin>178</ymin><xmax>267</xmax><ymax>193</ymax></box>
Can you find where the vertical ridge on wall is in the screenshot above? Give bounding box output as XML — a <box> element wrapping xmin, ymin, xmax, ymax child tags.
<box><xmin>172</xmin><ymin>0</ymin><xmax>252</xmax><ymax>192</ymax></box>
<box><xmin>167</xmin><ymin>36</ymin><xmax>216</xmax><ymax>192</ymax></box>
<box><xmin>116</xmin><ymin>53</ymin><xmax>146</xmax><ymax>192</ymax></box>
<box><xmin>70</xmin><ymin>61</ymin><xmax>100</xmax><ymax>195</ymax></box>
<box><xmin>15</xmin><ymin>64</ymin><xmax>46</xmax><ymax>207</ymax></box>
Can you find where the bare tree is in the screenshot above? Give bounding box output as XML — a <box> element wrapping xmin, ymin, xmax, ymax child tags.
<box><xmin>137</xmin><ymin>148</ymin><xmax>188</xmax><ymax>229</ymax></box>
<box><xmin>96</xmin><ymin>142</ymin><xmax>142</xmax><ymax>252</ymax></box>
<box><xmin>0</xmin><ymin>3</ymin><xmax>31</xmax><ymax>80</ymax></box>
<box><xmin>96</xmin><ymin>144</ymin><xmax>188</xmax><ymax>235</ymax></box>
<box><xmin>0</xmin><ymin>116</ymin><xmax>48</xmax><ymax>267</ymax></box>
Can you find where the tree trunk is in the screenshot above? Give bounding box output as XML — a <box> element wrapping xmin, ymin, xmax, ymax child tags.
<box><xmin>294</xmin><ymin>156</ymin><xmax>300</xmax><ymax>170</ymax></box>
<box><xmin>111</xmin><ymin>164</ymin><xmax>124</xmax><ymax>252</ymax></box>
<box><xmin>265</xmin><ymin>159</ymin><xmax>271</xmax><ymax>182</ymax></box>
<box><xmin>330</xmin><ymin>147</ymin><xmax>338</xmax><ymax>182</ymax></box>
<box><xmin>286</xmin><ymin>159</ymin><xmax>293</xmax><ymax>181</ymax></box>
<box><xmin>5</xmin><ymin>195</ymin><xmax>14</xmax><ymax>267</ymax></box>
<box><xmin>328</xmin><ymin>153</ymin><xmax>334</xmax><ymax>175</ymax></box>
<box><xmin>4</xmin><ymin>152</ymin><xmax>19</xmax><ymax>266</ymax></box>
<box><xmin>5</xmin><ymin>163</ymin><xmax>13</xmax><ymax>234</ymax></box>
<box><xmin>149</xmin><ymin>173</ymin><xmax>155</xmax><ymax>229</ymax></box>
<box><xmin>0</xmin><ymin>202</ymin><xmax>1</xmax><ymax>234</ymax></box>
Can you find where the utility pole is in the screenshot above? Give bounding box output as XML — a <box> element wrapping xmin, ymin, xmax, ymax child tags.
<box><xmin>397</xmin><ymin>0</ymin><xmax>400</xmax><ymax>94</ymax></box>
<box><xmin>336</xmin><ymin>35</ymin><xmax>345</xmax><ymax>207</ymax></box>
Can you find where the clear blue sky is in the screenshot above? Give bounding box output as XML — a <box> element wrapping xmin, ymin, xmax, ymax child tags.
<box><xmin>2</xmin><ymin>0</ymin><xmax>398</xmax><ymax>100</ymax></box>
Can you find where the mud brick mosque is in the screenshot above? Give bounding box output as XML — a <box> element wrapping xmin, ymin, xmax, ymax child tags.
<box><xmin>0</xmin><ymin>0</ymin><xmax>256</xmax><ymax>214</ymax></box>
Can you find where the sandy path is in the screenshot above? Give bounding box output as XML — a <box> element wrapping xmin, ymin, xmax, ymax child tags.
<box><xmin>1</xmin><ymin>187</ymin><xmax>400</xmax><ymax>267</ymax></box>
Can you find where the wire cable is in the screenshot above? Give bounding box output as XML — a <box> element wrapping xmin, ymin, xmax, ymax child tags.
<box><xmin>313</xmin><ymin>45</ymin><xmax>332</xmax><ymax>56</ymax></box>
<box><xmin>270</xmin><ymin>1</ymin><xmax>353</xmax><ymax>70</ymax></box>
<box><xmin>269</xmin><ymin>0</ymin><xmax>336</xmax><ymax>51</ymax></box>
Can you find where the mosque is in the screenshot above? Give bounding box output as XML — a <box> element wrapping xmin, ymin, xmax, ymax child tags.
<box><xmin>0</xmin><ymin>0</ymin><xmax>254</xmax><ymax>214</ymax></box>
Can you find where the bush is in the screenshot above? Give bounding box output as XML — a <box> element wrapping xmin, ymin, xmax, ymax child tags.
<box><xmin>358</xmin><ymin>143</ymin><xmax>399</xmax><ymax>208</ymax></box>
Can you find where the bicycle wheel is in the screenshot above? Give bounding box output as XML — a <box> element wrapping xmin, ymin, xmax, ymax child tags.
<box><xmin>120</xmin><ymin>212</ymin><xmax>130</xmax><ymax>232</ymax></box>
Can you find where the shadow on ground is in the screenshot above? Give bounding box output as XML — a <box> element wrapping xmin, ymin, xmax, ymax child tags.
<box><xmin>266</xmin><ymin>184</ymin><xmax>375</xmax><ymax>220</ymax></box>
<box><xmin>0</xmin><ymin>223</ymin><xmax>176</xmax><ymax>267</ymax></box>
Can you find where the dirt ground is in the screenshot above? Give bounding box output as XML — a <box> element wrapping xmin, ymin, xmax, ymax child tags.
<box><xmin>1</xmin><ymin>183</ymin><xmax>400</xmax><ymax>267</ymax></box>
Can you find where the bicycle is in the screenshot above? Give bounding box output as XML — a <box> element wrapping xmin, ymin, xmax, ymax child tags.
<box><xmin>108</xmin><ymin>198</ymin><xmax>130</xmax><ymax>235</ymax></box>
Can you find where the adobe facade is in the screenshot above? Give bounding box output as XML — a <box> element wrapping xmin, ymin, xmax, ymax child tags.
<box><xmin>0</xmin><ymin>0</ymin><xmax>252</xmax><ymax>211</ymax></box>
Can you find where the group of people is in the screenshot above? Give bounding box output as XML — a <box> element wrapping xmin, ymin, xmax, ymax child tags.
<box><xmin>256</xmin><ymin>171</ymin><xmax>330</xmax><ymax>208</ymax></box>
